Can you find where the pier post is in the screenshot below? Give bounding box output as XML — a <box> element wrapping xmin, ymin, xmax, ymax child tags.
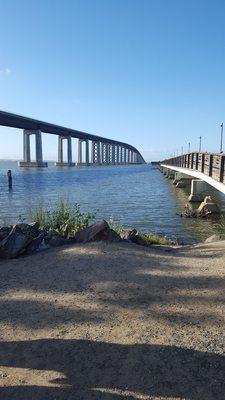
<box><xmin>19</xmin><ymin>129</ymin><xmax>48</xmax><ymax>167</ymax></box>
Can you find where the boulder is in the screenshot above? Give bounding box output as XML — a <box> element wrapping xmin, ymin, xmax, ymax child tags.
<box><xmin>73</xmin><ymin>220</ymin><xmax>121</xmax><ymax>243</ymax></box>
<box><xmin>205</xmin><ymin>234</ymin><xmax>221</xmax><ymax>243</ymax></box>
<box><xmin>120</xmin><ymin>229</ymin><xmax>147</xmax><ymax>245</ymax></box>
<box><xmin>120</xmin><ymin>228</ymin><xmax>137</xmax><ymax>241</ymax></box>
<box><xmin>0</xmin><ymin>226</ymin><xmax>11</xmax><ymax>241</ymax></box>
<box><xmin>47</xmin><ymin>235</ymin><xmax>68</xmax><ymax>247</ymax></box>
<box><xmin>26</xmin><ymin>232</ymin><xmax>45</xmax><ymax>254</ymax></box>
<box><xmin>0</xmin><ymin>223</ymin><xmax>41</xmax><ymax>258</ymax></box>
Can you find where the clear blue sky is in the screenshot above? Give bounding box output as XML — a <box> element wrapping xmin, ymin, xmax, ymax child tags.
<box><xmin>0</xmin><ymin>0</ymin><xmax>225</xmax><ymax>161</ymax></box>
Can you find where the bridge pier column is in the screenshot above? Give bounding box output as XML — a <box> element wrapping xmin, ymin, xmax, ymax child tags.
<box><xmin>188</xmin><ymin>179</ymin><xmax>207</xmax><ymax>202</ymax></box>
<box><xmin>85</xmin><ymin>139</ymin><xmax>89</xmax><ymax>166</ymax></box>
<box><xmin>77</xmin><ymin>139</ymin><xmax>89</xmax><ymax>166</ymax></box>
<box><xmin>108</xmin><ymin>144</ymin><xmax>112</xmax><ymax>164</ymax></box>
<box><xmin>92</xmin><ymin>141</ymin><xmax>100</xmax><ymax>165</ymax></box>
<box><xmin>23</xmin><ymin>130</ymin><xmax>30</xmax><ymax>163</ymax></box>
<box><xmin>78</xmin><ymin>139</ymin><xmax>82</xmax><ymax>164</ymax></box>
<box><xmin>55</xmin><ymin>136</ymin><xmax>75</xmax><ymax>166</ymax></box>
<box><xmin>124</xmin><ymin>148</ymin><xmax>127</xmax><ymax>164</ymax></box>
<box><xmin>112</xmin><ymin>145</ymin><xmax>116</xmax><ymax>164</ymax></box>
<box><xmin>121</xmin><ymin>147</ymin><xmax>124</xmax><ymax>164</ymax></box>
<box><xmin>105</xmin><ymin>143</ymin><xmax>109</xmax><ymax>164</ymax></box>
<box><xmin>115</xmin><ymin>146</ymin><xmax>119</xmax><ymax>164</ymax></box>
<box><xmin>128</xmin><ymin>150</ymin><xmax>131</xmax><ymax>164</ymax></box>
<box><xmin>19</xmin><ymin>129</ymin><xmax>48</xmax><ymax>167</ymax></box>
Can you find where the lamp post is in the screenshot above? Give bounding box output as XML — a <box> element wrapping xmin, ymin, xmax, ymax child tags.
<box><xmin>199</xmin><ymin>136</ymin><xmax>202</xmax><ymax>152</ymax></box>
<box><xmin>220</xmin><ymin>123</ymin><xmax>223</xmax><ymax>153</ymax></box>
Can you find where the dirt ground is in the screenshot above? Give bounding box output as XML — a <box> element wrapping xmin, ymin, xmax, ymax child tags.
<box><xmin>0</xmin><ymin>240</ymin><xmax>225</xmax><ymax>400</ymax></box>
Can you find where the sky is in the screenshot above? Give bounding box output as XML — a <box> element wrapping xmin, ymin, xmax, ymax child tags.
<box><xmin>0</xmin><ymin>0</ymin><xmax>225</xmax><ymax>162</ymax></box>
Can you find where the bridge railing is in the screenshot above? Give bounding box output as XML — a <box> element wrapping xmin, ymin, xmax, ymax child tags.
<box><xmin>161</xmin><ymin>152</ymin><xmax>225</xmax><ymax>183</ymax></box>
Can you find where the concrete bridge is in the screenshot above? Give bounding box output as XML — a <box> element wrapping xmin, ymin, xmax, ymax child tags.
<box><xmin>160</xmin><ymin>152</ymin><xmax>225</xmax><ymax>202</ymax></box>
<box><xmin>0</xmin><ymin>110</ymin><xmax>145</xmax><ymax>167</ymax></box>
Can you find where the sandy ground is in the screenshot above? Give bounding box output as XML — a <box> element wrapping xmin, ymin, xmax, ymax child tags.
<box><xmin>0</xmin><ymin>240</ymin><xmax>225</xmax><ymax>400</ymax></box>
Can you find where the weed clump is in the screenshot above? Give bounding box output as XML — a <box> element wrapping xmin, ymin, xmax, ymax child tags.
<box><xmin>30</xmin><ymin>200</ymin><xmax>94</xmax><ymax>236</ymax></box>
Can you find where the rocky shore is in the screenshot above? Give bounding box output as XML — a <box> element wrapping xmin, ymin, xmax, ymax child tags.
<box><xmin>0</xmin><ymin>219</ymin><xmax>174</xmax><ymax>259</ymax></box>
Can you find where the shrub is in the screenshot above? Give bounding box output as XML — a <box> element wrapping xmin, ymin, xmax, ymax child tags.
<box><xmin>30</xmin><ymin>200</ymin><xmax>95</xmax><ymax>235</ymax></box>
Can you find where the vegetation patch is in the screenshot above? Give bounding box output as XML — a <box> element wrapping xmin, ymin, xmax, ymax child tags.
<box><xmin>138</xmin><ymin>232</ymin><xmax>173</xmax><ymax>246</ymax></box>
<box><xmin>30</xmin><ymin>200</ymin><xmax>95</xmax><ymax>236</ymax></box>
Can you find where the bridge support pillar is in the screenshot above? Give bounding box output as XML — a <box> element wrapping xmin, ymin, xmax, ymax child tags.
<box><xmin>188</xmin><ymin>179</ymin><xmax>207</xmax><ymax>202</ymax></box>
<box><xmin>112</xmin><ymin>145</ymin><xmax>116</xmax><ymax>164</ymax></box>
<box><xmin>77</xmin><ymin>139</ymin><xmax>90</xmax><ymax>166</ymax></box>
<box><xmin>19</xmin><ymin>129</ymin><xmax>48</xmax><ymax>167</ymax></box>
<box><xmin>173</xmin><ymin>172</ymin><xmax>192</xmax><ymax>186</ymax></box>
<box><xmin>128</xmin><ymin>150</ymin><xmax>132</xmax><ymax>164</ymax></box>
<box><xmin>85</xmin><ymin>139</ymin><xmax>89</xmax><ymax>166</ymax></box>
<box><xmin>78</xmin><ymin>139</ymin><xmax>82</xmax><ymax>164</ymax></box>
<box><xmin>92</xmin><ymin>141</ymin><xmax>100</xmax><ymax>165</ymax></box>
<box><xmin>55</xmin><ymin>136</ymin><xmax>75</xmax><ymax>166</ymax></box>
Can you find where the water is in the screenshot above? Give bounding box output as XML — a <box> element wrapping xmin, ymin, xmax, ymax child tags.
<box><xmin>0</xmin><ymin>161</ymin><xmax>225</xmax><ymax>243</ymax></box>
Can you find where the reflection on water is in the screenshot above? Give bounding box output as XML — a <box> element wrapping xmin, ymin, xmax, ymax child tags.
<box><xmin>0</xmin><ymin>161</ymin><xmax>225</xmax><ymax>243</ymax></box>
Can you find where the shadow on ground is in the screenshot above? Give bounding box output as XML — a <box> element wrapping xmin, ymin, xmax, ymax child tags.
<box><xmin>0</xmin><ymin>338</ymin><xmax>225</xmax><ymax>400</ymax></box>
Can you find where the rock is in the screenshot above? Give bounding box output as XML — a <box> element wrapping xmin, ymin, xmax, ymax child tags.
<box><xmin>96</xmin><ymin>228</ymin><xmax>121</xmax><ymax>242</ymax></box>
<box><xmin>188</xmin><ymin>193</ymin><xmax>203</xmax><ymax>203</ymax></box>
<box><xmin>197</xmin><ymin>196</ymin><xmax>220</xmax><ymax>216</ymax></box>
<box><xmin>73</xmin><ymin>220</ymin><xmax>121</xmax><ymax>243</ymax></box>
<box><xmin>0</xmin><ymin>226</ymin><xmax>11</xmax><ymax>241</ymax></box>
<box><xmin>134</xmin><ymin>234</ymin><xmax>147</xmax><ymax>246</ymax></box>
<box><xmin>47</xmin><ymin>235</ymin><xmax>68</xmax><ymax>247</ymax></box>
<box><xmin>0</xmin><ymin>223</ymin><xmax>41</xmax><ymax>258</ymax></box>
<box><xmin>26</xmin><ymin>232</ymin><xmax>45</xmax><ymax>254</ymax></box>
<box><xmin>120</xmin><ymin>229</ymin><xmax>147</xmax><ymax>246</ymax></box>
<box><xmin>205</xmin><ymin>234</ymin><xmax>221</xmax><ymax>243</ymax></box>
<box><xmin>120</xmin><ymin>228</ymin><xmax>137</xmax><ymax>241</ymax></box>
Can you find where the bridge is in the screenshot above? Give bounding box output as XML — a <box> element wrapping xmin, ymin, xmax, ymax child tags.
<box><xmin>160</xmin><ymin>152</ymin><xmax>225</xmax><ymax>202</ymax></box>
<box><xmin>0</xmin><ymin>110</ymin><xmax>145</xmax><ymax>167</ymax></box>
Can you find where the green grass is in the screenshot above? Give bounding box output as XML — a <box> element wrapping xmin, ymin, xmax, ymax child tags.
<box><xmin>30</xmin><ymin>200</ymin><xmax>95</xmax><ymax>236</ymax></box>
<box><xmin>138</xmin><ymin>232</ymin><xmax>172</xmax><ymax>246</ymax></box>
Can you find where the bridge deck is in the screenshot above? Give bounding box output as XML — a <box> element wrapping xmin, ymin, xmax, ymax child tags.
<box><xmin>0</xmin><ymin>110</ymin><xmax>143</xmax><ymax>157</ymax></box>
<box><xmin>161</xmin><ymin>164</ymin><xmax>225</xmax><ymax>194</ymax></box>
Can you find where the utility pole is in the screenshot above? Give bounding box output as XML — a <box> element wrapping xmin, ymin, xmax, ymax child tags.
<box><xmin>220</xmin><ymin>123</ymin><xmax>223</xmax><ymax>153</ymax></box>
<box><xmin>181</xmin><ymin>146</ymin><xmax>183</xmax><ymax>155</ymax></box>
<box><xmin>199</xmin><ymin>136</ymin><xmax>202</xmax><ymax>152</ymax></box>
<box><xmin>188</xmin><ymin>142</ymin><xmax>190</xmax><ymax>153</ymax></box>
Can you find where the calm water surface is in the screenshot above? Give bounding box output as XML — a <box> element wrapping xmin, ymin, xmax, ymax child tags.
<box><xmin>0</xmin><ymin>161</ymin><xmax>225</xmax><ymax>243</ymax></box>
